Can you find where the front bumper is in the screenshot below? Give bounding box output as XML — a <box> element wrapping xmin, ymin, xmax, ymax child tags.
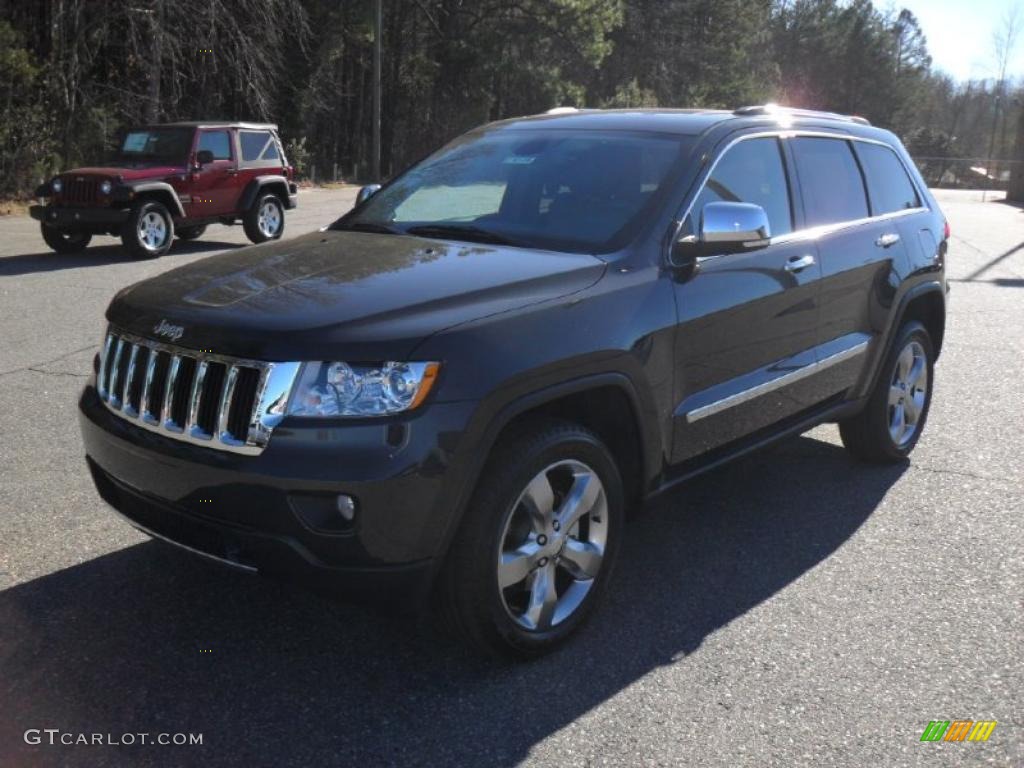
<box><xmin>31</xmin><ymin>204</ymin><xmax>129</xmax><ymax>228</ymax></box>
<box><xmin>79</xmin><ymin>384</ymin><xmax>476</xmax><ymax>601</ymax></box>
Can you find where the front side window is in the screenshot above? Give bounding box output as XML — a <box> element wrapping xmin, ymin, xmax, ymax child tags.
<box><xmin>240</xmin><ymin>131</ymin><xmax>279</xmax><ymax>162</ymax></box>
<box><xmin>197</xmin><ymin>130</ymin><xmax>232</xmax><ymax>161</ymax></box>
<box><xmin>335</xmin><ymin>129</ymin><xmax>693</xmax><ymax>253</ymax></box>
<box><xmin>791</xmin><ymin>137</ymin><xmax>869</xmax><ymax>227</ymax></box>
<box><xmin>854</xmin><ymin>142</ymin><xmax>920</xmax><ymax>215</ymax></box>
<box><xmin>691</xmin><ymin>137</ymin><xmax>793</xmax><ymax>237</ymax></box>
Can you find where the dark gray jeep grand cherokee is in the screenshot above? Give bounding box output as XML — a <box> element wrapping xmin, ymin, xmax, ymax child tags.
<box><xmin>79</xmin><ymin>106</ymin><xmax>947</xmax><ymax>658</ymax></box>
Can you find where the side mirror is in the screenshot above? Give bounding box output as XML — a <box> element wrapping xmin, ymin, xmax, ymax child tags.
<box><xmin>196</xmin><ymin>150</ymin><xmax>214</xmax><ymax>166</ymax></box>
<box><xmin>357</xmin><ymin>183</ymin><xmax>382</xmax><ymax>205</ymax></box>
<box><xmin>669</xmin><ymin>201</ymin><xmax>771</xmax><ymax>280</ymax></box>
<box><xmin>699</xmin><ymin>201</ymin><xmax>771</xmax><ymax>248</ymax></box>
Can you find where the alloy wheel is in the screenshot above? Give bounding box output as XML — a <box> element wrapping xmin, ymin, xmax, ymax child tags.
<box><xmin>497</xmin><ymin>460</ymin><xmax>608</xmax><ymax>632</ymax></box>
<box><xmin>138</xmin><ymin>211</ymin><xmax>168</xmax><ymax>251</ymax></box>
<box><xmin>888</xmin><ymin>339</ymin><xmax>928</xmax><ymax>446</ymax></box>
<box><xmin>258</xmin><ymin>200</ymin><xmax>282</xmax><ymax>237</ymax></box>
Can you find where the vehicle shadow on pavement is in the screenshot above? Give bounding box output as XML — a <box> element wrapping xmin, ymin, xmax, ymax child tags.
<box><xmin>0</xmin><ymin>435</ymin><xmax>905</xmax><ymax>767</ymax></box>
<box><xmin>0</xmin><ymin>241</ymin><xmax>242</xmax><ymax>276</ymax></box>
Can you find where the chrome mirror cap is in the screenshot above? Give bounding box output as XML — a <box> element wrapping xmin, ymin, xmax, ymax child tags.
<box><xmin>700</xmin><ymin>201</ymin><xmax>771</xmax><ymax>247</ymax></box>
<box><xmin>356</xmin><ymin>183</ymin><xmax>382</xmax><ymax>205</ymax></box>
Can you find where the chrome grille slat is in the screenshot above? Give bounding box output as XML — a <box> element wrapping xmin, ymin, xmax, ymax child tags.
<box><xmin>95</xmin><ymin>326</ymin><xmax>297</xmax><ymax>456</ymax></box>
<box><xmin>108</xmin><ymin>339</ymin><xmax>126</xmax><ymax>409</ymax></box>
<box><xmin>186</xmin><ymin>360</ymin><xmax>209</xmax><ymax>439</ymax></box>
<box><xmin>122</xmin><ymin>344</ymin><xmax>140</xmax><ymax>416</ymax></box>
<box><xmin>97</xmin><ymin>333</ymin><xmax>114</xmax><ymax>399</ymax></box>
<box><xmin>217</xmin><ymin>365</ymin><xmax>240</xmax><ymax>443</ymax></box>
<box><xmin>163</xmin><ymin>355</ymin><xmax>183</xmax><ymax>432</ymax></box>
<box><xmin>140</xmin><ymin>350</ymin><xmax>159</xmax><ymax>424</ymax></box>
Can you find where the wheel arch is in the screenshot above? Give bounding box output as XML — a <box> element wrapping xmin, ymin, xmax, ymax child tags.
<box><xmin>240</xmin><ymin>176</ymin><xmax>290</xmax><ymax>211</ymax></box>
<box><xmin>128</xmin><ymin>182</ymin><xmax>185</xmax><ymax>218</ymax></box>
<box><xmin>856</xmin><ymin>280</ymin><xmax>946</xmax><ymax>400</ymax></box>
<box><xmin>428</xmin><ymin>372</ymin><xmax>660</xmax><ymax>577</ymax></box>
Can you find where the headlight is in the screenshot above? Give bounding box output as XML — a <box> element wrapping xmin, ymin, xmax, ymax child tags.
<box><xmin>51</xmin><ymin>178</ymin><xmax>62</xmax><ymax>193</ymax></box>
<box><xmin>287</xmin><ymin>361</ymin><xmax>440</xmax><ymax>417</ymax></box>
<box><xmin>100</xmin><ymin>180</ymin><xmax>112</xmax><ymax>194</ymax></box>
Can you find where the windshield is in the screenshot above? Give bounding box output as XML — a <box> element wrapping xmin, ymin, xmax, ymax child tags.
<box><xmin>334</xmin><ymin>129</ymin><xmax>693</xmax><ymax>253</ymax></box>
<box><xmin>115</xmin><ymin>127</ymin><xmax>193</xmax><ymax>164</ymax></box>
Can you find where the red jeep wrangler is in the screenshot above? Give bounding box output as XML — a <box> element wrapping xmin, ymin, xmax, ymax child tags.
<box><xmin>31</xmin><ymin>122</ymin><xmax>297</xmax><ymax>258</ymax></box>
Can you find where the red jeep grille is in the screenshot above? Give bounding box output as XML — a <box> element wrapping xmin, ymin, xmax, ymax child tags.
<box><xmin>60</xmin><ymin>178</ymin><xmax>99</xmax><ymax>206</ymax></box>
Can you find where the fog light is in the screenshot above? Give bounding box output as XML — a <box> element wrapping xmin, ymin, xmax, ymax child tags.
<box><xmin>336</xmin><ymin>494</ymin><xmax>357</xmax><ymax>522</ymax></box>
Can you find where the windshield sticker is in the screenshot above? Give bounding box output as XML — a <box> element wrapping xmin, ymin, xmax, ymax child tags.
<box><xmin>123</xmin><ymin>132</ymin><xmax>149</xmax><ymax>152</ymax></box>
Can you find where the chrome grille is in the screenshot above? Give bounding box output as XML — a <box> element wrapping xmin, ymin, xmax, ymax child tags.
<box><xmin>97</xmin><ymin>327</ymin><xmax>300</xmax><ymax>455</ymax></box>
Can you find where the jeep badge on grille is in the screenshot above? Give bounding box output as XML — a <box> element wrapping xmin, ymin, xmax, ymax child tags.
<box><xmin>153</xmin><ymin>318</ymin><xmax>184</xmax><ymax>341</ymax></box>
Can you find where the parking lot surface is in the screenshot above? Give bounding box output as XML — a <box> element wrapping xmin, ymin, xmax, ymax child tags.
<box><xmin>0</xmin><ymin>188</ymin><xmax>1020</xmax><ymax>766</ymax></box>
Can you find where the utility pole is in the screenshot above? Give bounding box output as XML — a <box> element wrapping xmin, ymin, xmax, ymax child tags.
<box><xmin>372</xmin><ymin>0</ymin><xmax>382</xmax><ymax>182</ymax></box>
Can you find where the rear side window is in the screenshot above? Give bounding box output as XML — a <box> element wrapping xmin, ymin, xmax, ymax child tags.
<box><xmin>692</xmin><ymin>137</ymin><xmax>792</xmax><ymax>237</ymax></box>
<box><xmin>240</xmin><ymin>131</ymin><xmax>280</xmax><ymax>162</ymax></box>
<box><xmin>854</xmin><ymin>142</ymin><xmax>920</xmax><ymax>215</ymax></box>
<box><xmin>197</xmin><ymin>130</ymin><xmax>232</xmax><ymax>160</ymax></box>
<box><xmin>791</xmin><ymin>138</ymin><xmax>868</xmax><ymax>227</ymax></box>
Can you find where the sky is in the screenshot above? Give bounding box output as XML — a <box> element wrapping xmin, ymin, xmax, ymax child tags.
<box><xmin>894</xmin><ymin>0</ymin><xmax>1024</xmax><ymax>81</ymax></box>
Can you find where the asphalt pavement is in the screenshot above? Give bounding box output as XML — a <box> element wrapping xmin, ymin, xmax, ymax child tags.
<box><xmin>0</xmin><ymin>187</ymin><xmax>1020</xmax><ymax>767</ymax></box>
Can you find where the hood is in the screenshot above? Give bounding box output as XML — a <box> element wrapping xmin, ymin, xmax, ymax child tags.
<box><xmin>60</xmin><ymin>164</ymin><xmax>188</xmax><ymax>182</ymax></box>
<box><xmin>108</xmin><ymin>230</ymin><xmax>607</xmax><ymax>361</ymax></box>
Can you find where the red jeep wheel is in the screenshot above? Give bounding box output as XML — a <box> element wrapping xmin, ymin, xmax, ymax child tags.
<box><xmin>122</xmin><ymin>201</ymin><xmax>174</xmax><ymax>259</ymax></box>
<box><xmin>40</xmin><ymin>223</ymin><xmax>91</xmax><ymax>254</ymax></box>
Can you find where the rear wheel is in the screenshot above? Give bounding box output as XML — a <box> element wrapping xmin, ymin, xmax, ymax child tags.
<box><xmin>438</xmin><ymin>419</ymin><xmax>624</xmax><ymax>659</ymax></box>
<box><xmin>176</xmin><ymin>224</ymin><xmax>206</xmax><ymax>241</ymax></box>
<box><xmin>243</xmin><ymin>193</ymin><xmax>285</xmax><ymax>244</ymax></box>
<box><xmin>840</xmin><ymin>321</ymin><xmax>935</xmax><ymax>462</ymax></box>
<box><xmin>40</xmin><ymin>223</ymin><xmax>91</xmax><ymax>254</ymax></box>
<box><xmin>122</xmin><ymin>201</ymin><xmax>174</xmax><ymax>258</ymax></box>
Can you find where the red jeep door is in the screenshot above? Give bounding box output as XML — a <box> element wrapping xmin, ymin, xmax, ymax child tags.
<box><xmin>190</xmin><ymin>129</ymin><xmax>242</xmax><ymax>217</ymax></box>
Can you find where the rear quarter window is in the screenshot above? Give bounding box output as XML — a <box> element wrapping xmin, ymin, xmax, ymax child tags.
<box><xmin>854</xmin><ymin>142</ymin><xmax>921</xmax><ymax>215</ymax></box>
<box><xmin>240</xmin><ymin>131</ymin><xmax>280</xmax><ymax>162</ymax></box>
<box><xmin>791</xmin><ymin>137</ymin><xmax>869</xmax><ymax>227</ymax></box>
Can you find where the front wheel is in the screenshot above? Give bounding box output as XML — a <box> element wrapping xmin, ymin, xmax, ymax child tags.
<box><xmin>40</xmin><ymin>223</ymin><xmax>91</xmax><ymax>254</ymax></box>
<box><xmin>243</xmin><ymin>193</ymin><xmax>285</xmax><ymax>244</ymax></box>
<box><xmin>437</xmin><ymin>419</ymin><xmax>624</xmax><ymax>659</ymax></box>
<box><xmin>122</xmin><ymin>201</ymin><xmax>174</xmax><ymax>258</ymax></box>
<box><xmin>840</xmin><ymin>321</ymin><xmax>935</xmax><ymax>462</ymax></box>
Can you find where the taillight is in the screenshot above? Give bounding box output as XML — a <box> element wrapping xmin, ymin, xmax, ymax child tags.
<box><xmin>943</xmin><ymin>219</ymin><xmax>950</xmax><ymax>240</ymax></box>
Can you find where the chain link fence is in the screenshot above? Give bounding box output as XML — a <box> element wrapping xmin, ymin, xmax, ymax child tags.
<box><xmin>911</xmin><ymin>156</ymin><xmax>1023</xmax><ymax>194</ymax></box>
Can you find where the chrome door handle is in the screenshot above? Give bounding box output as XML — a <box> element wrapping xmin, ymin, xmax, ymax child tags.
<box><xmin>875</xmin><ymin>232</ymin><xmax>900</xmax><ymax>248</ymax></box>
<box><xmin>784</xmin><ymin>254</ymin><xmax>816</xmax><ymax>272</ymax></box>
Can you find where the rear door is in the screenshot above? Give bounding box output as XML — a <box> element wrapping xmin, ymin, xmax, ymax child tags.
<box><xmin>670</xmin><ymin>135</ymin><xmax>823</xmax><ymax>463</ymax></box>
<box><xmin>789</xmin><ymin>136</ymin><xmax>913</xmax><ymax>401</ymax></box>
<box><xmin>190</xmin><ymin>129</ymin><xmax>239</xmax><ymax>217</ymax></box>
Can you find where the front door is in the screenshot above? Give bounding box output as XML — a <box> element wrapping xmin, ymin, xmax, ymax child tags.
<box><xmin>670</xmin><ymin>135</ymin><xmax>822</xmax><ymax>463</ymax></box>
<box><xmin>189</xmin><ymin>129</ymin><xmax>240</xmax><ymax>217</ymax></box>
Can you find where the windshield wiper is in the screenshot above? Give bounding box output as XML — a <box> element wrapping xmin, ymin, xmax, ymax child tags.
<box><xmin>332</xmin><ymin>220</ymin><xmax>400</xmax><ymax>235</ymax></box>
<box><xmin>405</xmin><ymin>224</ymin><xmax>525</xmax><ymax>247</ymax></box>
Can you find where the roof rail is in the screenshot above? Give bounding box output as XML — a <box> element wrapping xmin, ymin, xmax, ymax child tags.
<box><xmin>733</xmin><ymin>104</ymin><xmax>871</xmax><ymax>126</ymax></box>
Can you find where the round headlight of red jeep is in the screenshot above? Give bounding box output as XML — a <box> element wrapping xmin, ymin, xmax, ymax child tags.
<box><xmin>51</xmin><ymin>178</ymin><xmax>62</xmax><ymax>193</ymax></box>
<box><xmin>100</xmin><ymin>180</ymin><xmax>112</xmax><ymax>195</ymax></box>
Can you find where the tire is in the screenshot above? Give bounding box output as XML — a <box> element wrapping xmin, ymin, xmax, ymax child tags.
<box><xmin>840</xmin><ymin>320</ymin><xmax>935</xmax><ymax>463</ymax></box>
<box><xmin>40</xmin><ymin>223</ymin><xmax>91</xmax><ymax>254</ymax></box>
<box><xmin>121</xmin><ymin>201</ymin><xmax>174</xmax><ymax>258</ymax></box>
<box><xmin>243</xmin><ymin>193</ymin><xmax>285</xmax><ymax>244</ymax></box>
<box><xmin>176</xmin><ymin>224</ymin><xmax>206</xmax><ymax>241</ymax></box>
<box><xmin>437</xmin><ymin>419</ymin><xmax>625</xmax><ymax>660</ymax></box>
